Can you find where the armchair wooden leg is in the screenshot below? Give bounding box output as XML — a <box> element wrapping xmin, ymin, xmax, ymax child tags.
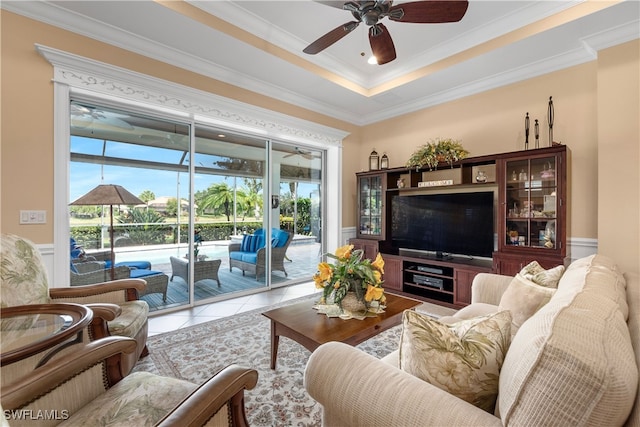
<box><xmin>140</xmin><ymin>345</ymin><xmax>150</xmax><ymax>358</ymax></box>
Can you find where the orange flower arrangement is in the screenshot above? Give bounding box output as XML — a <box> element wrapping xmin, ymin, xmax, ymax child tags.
<box><xmin>313</xmin><ymin>244</ymin><xmax>385</xmax><ymax>308</ymax></box>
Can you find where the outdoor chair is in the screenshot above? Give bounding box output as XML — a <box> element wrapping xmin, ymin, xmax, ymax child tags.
<box><xmin>1</xmin><ymin>335</ymin><xmax>258</xmax><ymax>427</ymax></box>
<box><xmin>70</xmin><ymin>259</ymin><xmax>130</xmax><ymax>285</ymax></box>
<box><xmin>1</xmin><ymin>232</ymin><xmax>149</xmax><ymax>374</ymax></box>
<box><xmin>228</xmin><ymin>229</ymin><xmax>292</xmax><ymax>280</ymax></box>
<box><xmin>71</xmin><ymin>254</ymin><xmax>169</xmax><ymax>301</ymax></box>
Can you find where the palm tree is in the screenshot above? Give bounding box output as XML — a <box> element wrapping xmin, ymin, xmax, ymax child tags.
<box><xmin>138</xmin><ymin>190</ymin><xmax>155</xmax><ymax>204</ymax></box>
<box><xmin>200</xmin><ymin>182</ymin><xmax>235</xmax><ymax>221</ymax></box>
<box><xmin>243</xmin><ymin>178</ymin><xmax>263</xmax><ymax>219</ymax></box>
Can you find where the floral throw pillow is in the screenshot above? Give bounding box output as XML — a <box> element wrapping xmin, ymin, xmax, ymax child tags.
<box><xmin>519</xmin><ymin>260</ymin><xmax>565</xmax><ymax>288</ymax></box>
<box><xmin>399</xmin><ymin>310</ymin><xmax>512</xmax><ymax>413</ymax></box>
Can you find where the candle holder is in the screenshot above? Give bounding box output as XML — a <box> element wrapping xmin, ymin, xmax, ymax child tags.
<box><xmin>380</xmin><ymin>153</ymin><xmax>389</xmax><ymax>169</ymax></box>
<box><xmin>369</xmin><ymin>149</ymin><xmax>379</xmax><ymax>171</ymax></box>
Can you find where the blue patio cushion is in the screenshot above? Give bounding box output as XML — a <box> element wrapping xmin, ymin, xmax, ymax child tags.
<box><xmin>240</xmin><ymin>235</ymin><xmax>254</xmax><ymax>252</ymax></box>
<box><xmin>229</xmin><ymin>251</ymin><xmax>258</xmax><ymax>264</ymax></box>
<box><xmin>272</xmin><ymin>229</ymin><xmax>289</xmax><ymax>248</ymax></box>
<box><xmin>129</xmin><ymin>269</ymin><xmax>163</xmax><ymax>279</ymax></box>
<box><xmin>240</xmin><ymin>252</ymin><xmax>258</xmax><ymax>264</ymax></box>
<box><xmin>104</xmin><ymin>260</ymin><xmax>151</xmax><ymax>270</ymax></box>
<box><xmin>229</xmin><ymin>251</ymin><xmax>244</xmax><ymax>261</ymax></box>
<box><xmin>240</xmin><ymin>234</ymin><xmax>266</xmax><ymax>253</ymax></box>
<box><xmin>70</xmin><ymin>261</ymin><xmax>79</xmax><ymax>274</ymax></box>
<box><xmin>254</xmin><ymin>228</ymin><xmax>289</xmax><ymax>248</ymax></box>
<box><xmin>70</xmin><ymin>237</ymin><xmax>84</xmax><ymax>259</ymax></box>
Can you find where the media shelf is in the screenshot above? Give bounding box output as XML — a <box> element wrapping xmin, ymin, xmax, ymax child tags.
<box><xmin>404</xmin><ymin>263</ymin><xmax>455</xmax><ymax>304</ymax></box>
<box><xmin>396</xmin><ymin>255</ymin><xmax>492</xmax><ymax>308</ymax></box>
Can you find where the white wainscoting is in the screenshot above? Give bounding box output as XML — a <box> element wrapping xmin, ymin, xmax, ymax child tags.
<box><xmin>340</xmin><ymin>228</ymin><xmax>597</xmax><ymax>264</ymax></box>
<box><xmin>36</xmin><ymin>233</ymin><xmax>597</xmax><ymax>288</ymax></box>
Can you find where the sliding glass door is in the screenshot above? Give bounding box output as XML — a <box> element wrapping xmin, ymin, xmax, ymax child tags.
<box><xmin>69</xmin><ymin>100</ymin><xmax>324</xmax><ymax>313</ymax></box>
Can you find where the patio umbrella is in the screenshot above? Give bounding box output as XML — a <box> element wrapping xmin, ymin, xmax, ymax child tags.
<box><xmin>70</xmin><ymin>184</ymin><xmax>144</xmax><ymax>280</ymax></box>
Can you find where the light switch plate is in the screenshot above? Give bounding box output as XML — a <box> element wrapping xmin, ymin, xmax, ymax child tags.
<box><xmin>19</xmin><ymin>210</ymin><xmax>47</xmax><ymax>224</ymax></box>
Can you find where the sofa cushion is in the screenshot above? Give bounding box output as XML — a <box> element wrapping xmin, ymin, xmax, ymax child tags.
<box><xmin>498</xmin><ymin>254</ymin><xmax>638</xmax><ymax>426</ymax></box>
<box><xmin>498</xmin><ymin>273</ymin><xmax>556</xmax><ymax>337</ymax></box>
<box><xmin>519</xmin><ymin>260</ymin><xmax>565</xmax><ymax>288</ymax></box>
<box><xmin>399</xmin><ymin>310</ymin><xmax>512</xmax><ymax>413</ymax></box>
<box><xmin>60</xmin><ymin>371</ymin><xmax>196</xmax><ymax>426</ymax></box>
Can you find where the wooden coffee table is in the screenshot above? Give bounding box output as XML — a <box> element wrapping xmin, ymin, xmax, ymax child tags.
<box><xmin>262</xmin><ymin>293</ymin><xmax>421</xmax><ymax>369</ymax></box>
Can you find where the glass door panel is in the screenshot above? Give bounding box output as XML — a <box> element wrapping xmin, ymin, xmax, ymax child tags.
<box><xmin>357</xmin><ymin>174</ymin><xmax>384</xmax><ymax>238</ymax></box>
<box><xmin>69</xmin><ymin>101</ymin><xmax>192</xmax><ymax>312</ymax></box>
<box><xmin>193</xmin><ymin>125</ymin><xmax>268</xmax><ymax>291</ymax></box>
<box><xmin>273</xmin><ymin>143</ymin><xmax>324</xmax><ymax>287</ymax></box>
<box><xmin>504</xmin><ymin>155</ymin><xmax>558</xmax><ymax>249</ymax></box>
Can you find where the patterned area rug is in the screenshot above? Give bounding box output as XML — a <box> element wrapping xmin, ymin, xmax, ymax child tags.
<box><xmin>133</xmin><ymin>294</ymin><xmax>412</xmax><ymax>426</ymax></box>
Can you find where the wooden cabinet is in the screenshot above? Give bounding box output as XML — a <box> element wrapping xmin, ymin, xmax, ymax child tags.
<box><xmin>352</xmin><ymin>145</ymin><xmax>569</xmax><ymax>307</ymax></box>
<box><xmin>381</xmin><ymin>254</ymin><xmax>403</xmax><ymax>291</ymax></box>
<box><xmin>494</xmin><ymin>145</ymin><xmax>567</xmax><ymax>273</ymax></box>
<box><xmin>356</xmin><ymin>172</ymin><xmax>386</xmax><ymax>240</ymax></box>
<box><xmin>349</xmin><ymin>238</ymin><xmax>379</xmax><ymax>261</ymax></box>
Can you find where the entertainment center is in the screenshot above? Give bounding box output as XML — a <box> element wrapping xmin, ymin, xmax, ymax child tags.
<box><xmin>350</xmin><ymin>145</ymin><xmax>567</xmax><ymax>308</ymax></box>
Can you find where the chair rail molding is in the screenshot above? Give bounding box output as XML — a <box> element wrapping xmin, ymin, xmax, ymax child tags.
<box><xmin>37</xmin><ymin>44</ymin><xmax>347</xmax><ymax>287</ymax></box>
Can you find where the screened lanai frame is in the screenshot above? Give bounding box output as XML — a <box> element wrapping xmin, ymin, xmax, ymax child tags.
<box><xmin>68</xmin><ymin>98</ymin><xmax>326</xmax><ymax>312</ymax></box>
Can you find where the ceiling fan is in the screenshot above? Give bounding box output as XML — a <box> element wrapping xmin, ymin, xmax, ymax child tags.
<box><xmin>70</xmin><ymin>103</ymin><xmax>134</xmax><ymax>130</ymax></box>
<box><xmin>303</xmin><ymin>0</ymin><xmax>469</xmax><ymax>65</ymax></box>
<box><xmin>283</xmin><ymin>147</ymin><xmax>319</xmax><ymax>160</ymax></box>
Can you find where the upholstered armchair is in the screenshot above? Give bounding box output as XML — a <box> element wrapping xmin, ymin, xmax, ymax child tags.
<box><xmin>0</xmin><ymin>233</ymin><xmax>149</xmax><ymax>374</ymax></box>
<box><xmin>1</xmin><ymin>336</ymin><xmax>258</xmax><ymax>426</ymax></box>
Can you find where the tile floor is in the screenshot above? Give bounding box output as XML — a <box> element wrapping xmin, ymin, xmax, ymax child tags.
<box><xmin>147</xmin><ymin>282</ymin><xmax>318</xmax><ymax>336</ymax></box>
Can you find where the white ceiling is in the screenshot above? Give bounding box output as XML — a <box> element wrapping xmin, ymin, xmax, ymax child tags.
<box><xmin>4</xmin><ymin>1</ymin><xmax>639</xmax><ymax>126</ymax></box>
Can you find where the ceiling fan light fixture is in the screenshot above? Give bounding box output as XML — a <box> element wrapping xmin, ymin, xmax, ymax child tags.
<box><xmin>367</xmin><ymin>55</ymin><xmax>378</xmax><ymax>64</ymax></box>
<box><xmin>305</xmin><ymin>0</ymin><xmax>469</xmax><ymax>63</ymax></box>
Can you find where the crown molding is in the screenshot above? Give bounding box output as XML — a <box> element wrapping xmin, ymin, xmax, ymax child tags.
<box><xmin>36</xmin><ymin>44</ymin><xmax>349</xmax><ymax>147</ymax></box>
<box><xmin>6</xmin><ymin>1</ymin><xmax>638</xmax><ymax>127</ymax></box>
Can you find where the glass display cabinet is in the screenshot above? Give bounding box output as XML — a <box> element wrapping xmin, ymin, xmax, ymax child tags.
<box><xmin>356</xmin><ymin>172</ymin><xmax>386</xmax><ymax>240</ymax></box>
<box><xmin>494</xmin><ymin>145</ymin><xmax>567</xmax><ymax>275</ymax></box>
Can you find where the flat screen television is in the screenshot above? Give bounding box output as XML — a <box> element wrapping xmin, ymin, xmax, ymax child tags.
<box><xmin>391</xmin><ymin>191</ymin><xmax>495</xmax><ymax>259</ymax></box>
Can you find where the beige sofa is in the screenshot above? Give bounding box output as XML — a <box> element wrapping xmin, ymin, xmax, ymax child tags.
<box><xmin>305</xmin><ymin>255</ymin><xmax>639</xmax><ymax>426</ymax></box>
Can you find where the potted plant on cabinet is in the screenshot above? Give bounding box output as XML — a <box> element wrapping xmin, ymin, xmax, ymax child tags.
<box><xmin>406</xmin><ymin>137</ymin><xmax>469</xmax><ymax>170</ymax></box>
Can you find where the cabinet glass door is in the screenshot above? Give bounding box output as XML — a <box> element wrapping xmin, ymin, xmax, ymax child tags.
<box><xmin>358</xmin><ymin>175</ymin><xmax>383</xmax><ymax>238</ymax></box>
<box><xmin>505</xmin><ymin>155</ymin><xmax>558</xmax><ymax>249</ymax></box>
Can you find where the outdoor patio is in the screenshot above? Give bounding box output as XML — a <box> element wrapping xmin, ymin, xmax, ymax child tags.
<box><xmin>96</xmin><ymin>235</ymin><xmax>321</xmax><ymax>312</ymax></box>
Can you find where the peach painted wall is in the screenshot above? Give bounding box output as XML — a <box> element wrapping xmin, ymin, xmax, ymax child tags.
<box><xmin>596</xmin><ymin>40</ymin><xmax>640</xmax><ymax>275</ymax></box>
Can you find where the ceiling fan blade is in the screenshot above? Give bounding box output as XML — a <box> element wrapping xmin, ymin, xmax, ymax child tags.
<box><xmin>369</xmin><ymin>23</ymin><xmax>396</xmax><ymax>65</ymax></box>
<box><xmin>303</xmin><ymin>21</ymin><xmax>360</xmax><ymax>54</ymax></box>
<box><xmin>388</xmin><ymin>0</ymin><xmax>468</xmax><ymax>23</ymax></box>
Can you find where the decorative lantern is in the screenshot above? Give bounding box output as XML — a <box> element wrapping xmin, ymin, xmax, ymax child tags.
<box><xmin>380</xmin><ymin>152</ymin><xmax>389</xmax><ymax>169</ymax></box>
<box><xmin>369</xmin><ymin>149</ymin><xmax>379</xmax><ymax>171</ymax></box>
